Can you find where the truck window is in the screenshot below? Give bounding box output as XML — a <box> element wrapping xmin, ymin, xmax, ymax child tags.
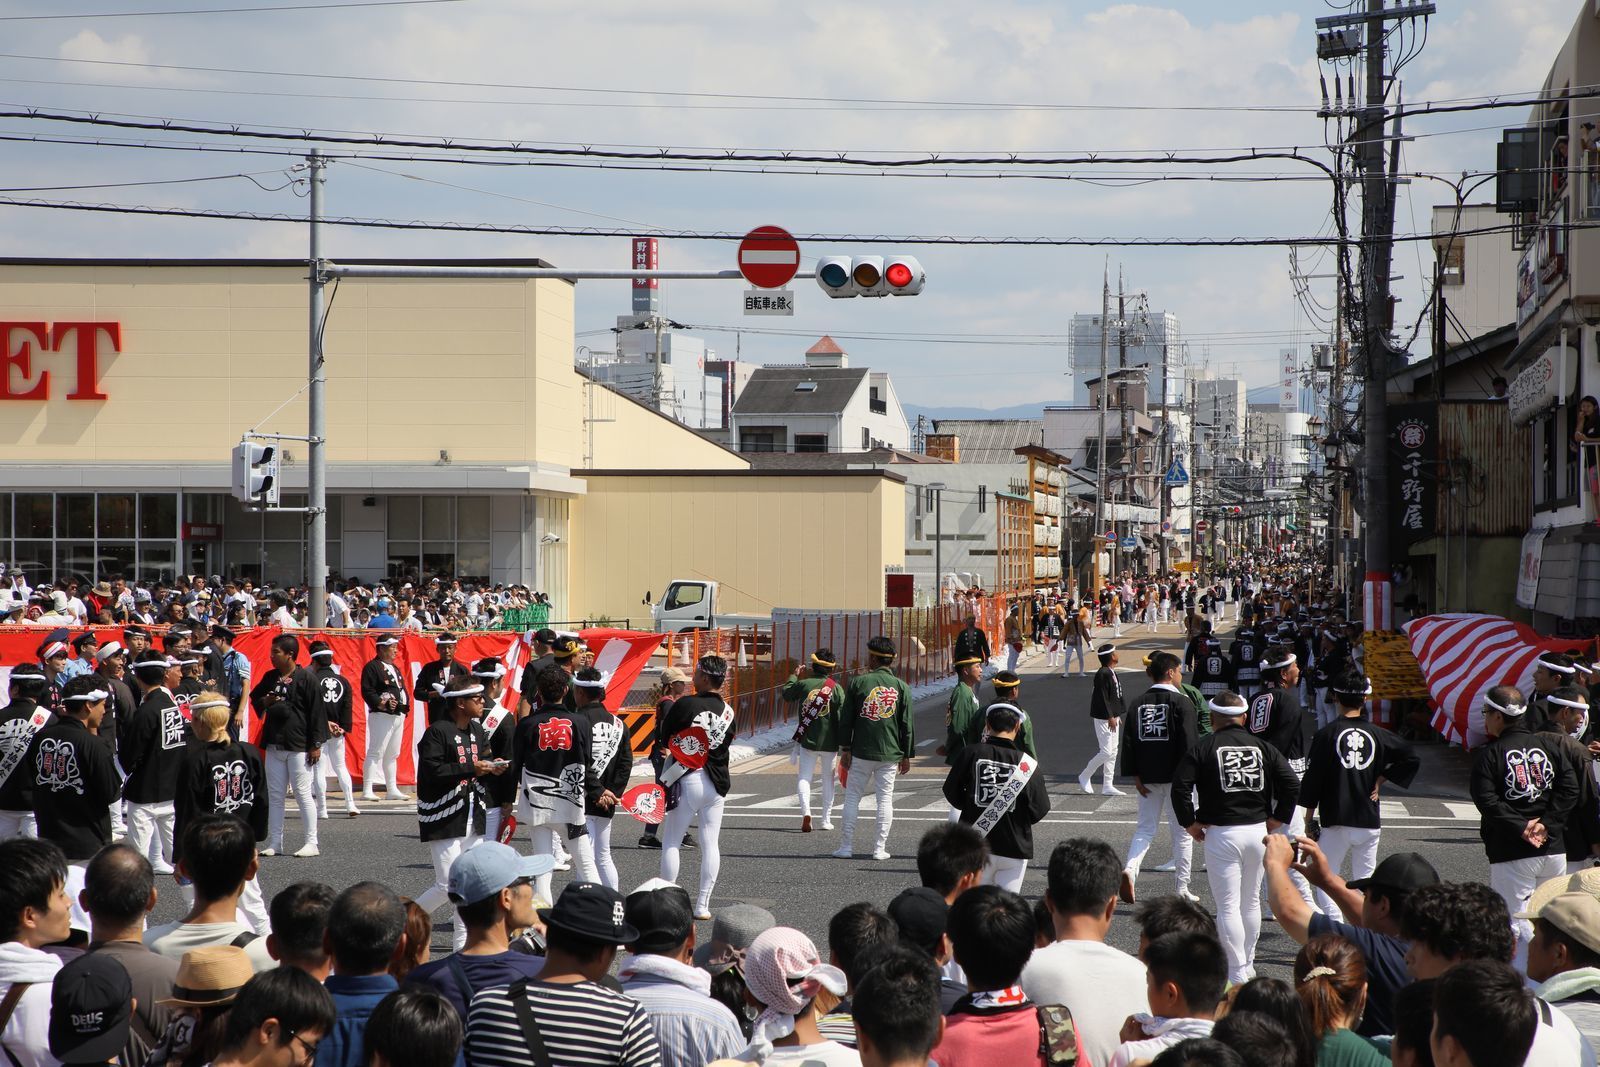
<box><xmin>665</xmin><ymin>582</ymin><xmax>707</xmax><ymax>610</ymax></box>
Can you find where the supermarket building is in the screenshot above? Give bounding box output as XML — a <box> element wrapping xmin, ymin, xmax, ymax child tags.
<box><xmin>0</xmin><ymin>259</ymin><xmax>905</xmax><ymax>621</ymax></box>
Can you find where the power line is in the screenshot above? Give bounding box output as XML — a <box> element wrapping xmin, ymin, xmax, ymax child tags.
<box><xmin>3</xmin><ymin>49</ymin><xmax>1594</xmax><ymax>116</ymax></box>
<box><xmin>0</xmin><ymin>169</ymin><xmax>295</xmax><ymax>193</ymax></box>
<box><xmin>0</xmin><ymin>0</ymin><xmax>466</xmax><ymax>19</ymax></box>
<box><xmin>0</xmin><ymin>192</ymin><xmax>1580</xmax><ymax>248</ymax></box>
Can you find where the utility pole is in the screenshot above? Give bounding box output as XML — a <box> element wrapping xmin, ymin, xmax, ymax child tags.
<box><xmin>306</xmin><ymin>151</ymin><xmax>327</xmax><ymax>629</ymax></box>
<box><xmin>1095</xmin><ymin>264</ymin><xmax>1110</xmax><ymax>591</ymax></box>
<box><xmin>1158</xmin><ymin>340</ymin><xmax>1170</xmax><ymax>575</ymax></box>
<box><xmin>1117</xmin><ymin>268</ymin><xmax>1130</xmax><ymax>576</ymax></box>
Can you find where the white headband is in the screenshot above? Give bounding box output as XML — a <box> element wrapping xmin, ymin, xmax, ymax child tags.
<box><xmin>471</xmin><ymin>664</ymin><xmax>507</xmax><ymax>679</ymax></box>
<box><xmin>1538</xmin><ymin>656</ymin><xmax>1577</xmax><ymax>674</ymax></box>
<box><xmin>1333</xmin><ymin>680</ymin><xmax>1374</xmax><ymax>697</ymax></box>
<box><xmin>374</xmin><ymin>636</ymin><xmax>400</xmax><ymax>647</ymax></box>
<box><xmin>188</xmin><ymin>699</ymin><xmax>230</xmax><ymax>712</ymax></box>
<box><xmin>41</xmin><ymin>642</ymin><xmax>67</xmax><ymax>659</ymax></box>
<box><xmin>1261</xmin><ymin>653</ymin><xmax>1296</xmax><ymax>670</ymax></box>
<box><xmin>96</xmin><ymin>642</ymin><xmax>124</xmax><ymax>661</ymax></box>
<box><xmin>63</xmin><ymin>689</ymin><xmax>109</xmax><ymax>703</ymax></box>
<box><xmin>435</xmin><ymin>637</ymin><xmax>458</xmax><ymax>647</ymax></box>
<box><xmin>437</xmin><ymin>683</ymin><xmax>485</xmax><ymax>699</ymax></box>
<box><xmin>310</xmin><ymin>648</ymin><xmax>335</xmax><ymax>659</ymax></box>
<box><xmin>1549</xmin><ymin>696</ymin><xmax>1590</xmax><ymax>710</ymax></box>
<box><xmin>1485</xmin><ymin>695</ymin><xmax>1528</xmax><ymax>717</ymax></box>
<box><xmin>572</xmin><ymin>672</ymin><xmax>612</xmax><ymax>690</ymax></box>
<box><xmin>1209</xmin><ymin>699</ymin><xmax>1248</xmax><ymax>716</ymax></box>
<box><xmin>133</xmin><ymin>657</ymin><xmax>178</xmax><ymax>672</ymax></box>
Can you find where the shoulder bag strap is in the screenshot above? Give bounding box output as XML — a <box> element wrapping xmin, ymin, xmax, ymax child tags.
<box><xmin>507</xmin><ymin>979</ymin><xmax>554</xmax><ymax>1067</ymax></box>
<box><xmin>0</xmin><ymin>983</ymin><xmax>31</xmax><ymax>1067</ymax></box>
<box><xmin>229</xmin><ymin>930</ymin><xmax>259</xmax><ymax>948</ymax></box>
<box><xmin>447</xmin><ymin>952</ymin><xmax>476</xmax><ymax>1008</ymax></box>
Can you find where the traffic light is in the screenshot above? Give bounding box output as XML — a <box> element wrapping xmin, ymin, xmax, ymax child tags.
<box><xmin>1227</xmin><ymin>506</ymin><xmax>1243</xmax><ymax>516</ymax></box>
<box><xmin>231</xmin><ymin>439</ymin><xmax>278</xmax><ymax>506</ymax></box>
<box><xmin>816</xmin><ymin>254</ymin><xmax>926</xmax><ymax>298</ymax></box>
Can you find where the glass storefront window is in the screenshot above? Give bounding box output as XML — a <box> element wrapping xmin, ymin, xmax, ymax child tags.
<box><xmin>422</xmin><ymin>497</ymin><xmax>454</xmax><ymax>540</ymax></box>
<box><xmin>16</xmin><ymin>494</ymin><xmax>52</xmax><ymax>538</ymax></box>
<box><xmin>458</xmin><ymin>497</ymin><xmax>490</xmax><ymax>541</ymax></box>
<box><xmin>0</xmin><ymin>494</ymin><xmax>10</xmax><ymax>540</ymax></box>
<box><xmin>98</xmin><ymin>494</ymin><xmax>136</xmax><ymax>539</ymax></box>
<box><xmin>387</xmin><ymin>549</ymin><xmax>419</xmax><ymax>582</ymax></box>
<box><xmin>59</xmin><ymin>495</ymin><xmax>95</xmax><ymax>540</ymax></box>
<box><xmin>422</xmin><ymin>544</ymin><xmax>455</xmax><ymax>578</ymax></box>
<box><xmin>59</xmin><ymin>542</ymin><xmax>97</xmax><ymax>582</ymax></box>
<box><xmin>13</xmin><ymin>541</ymin><xmax>51</xmax><ymax>579</ymax></box>
<box><xmin>389</xmin><ymin>497</ymin><xmax>420</xmax><ymax>541</ymax></box>
<box><xmin>224</xmin><ymin>496</ymin><xmax>263</xmax><ymax>540</ymax></box>
<box><xmin>457</xmin><ymin>541</ymin><xmax>490</xmax><ymax>583</ymax></box>
<box><xmin>100</xmin><ymin>543</ymin><xmax>136</xmax><ymax>580</ymax></box>
<box><xmin>139</xmin><ymin>494</ymin><xmax>176</xmax><ymax>539</ymax></box>
<box><xmin>138</xmin><ymin>542</ymin><xmax>176</xmax><ymax>583</ymax></box>
<box><xmin>264</xmin><ymin>543</ymin><xmax>303</xmax><ymax>582</ymax></box>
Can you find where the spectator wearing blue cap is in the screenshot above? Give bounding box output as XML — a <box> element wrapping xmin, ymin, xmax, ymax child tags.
<box><xmin>403</xmin><ymin>842</ymin><xmax>554</xmax><ymax>1023</ymax></box>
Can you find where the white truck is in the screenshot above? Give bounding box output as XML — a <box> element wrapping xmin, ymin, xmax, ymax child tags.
<box><xmin>645</xmin><ymin>580</ymin><xmax>773</xmax><ymax>633</ymax></box>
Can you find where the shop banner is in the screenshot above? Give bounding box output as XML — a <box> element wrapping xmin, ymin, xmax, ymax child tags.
<box><xmin>1516</xmin><ymin>527</ymin><xmax>1550</xmax><ymax>609</ymax></box>
<box><xmin>1387</xmin><ymin>403</ymin><xmax>1437</xmax><ymax>556</ymax></box>
<box><xmin>0</xmin><ymin>625</ymin><xmax>663</xmax><ymax>786</ymax></box>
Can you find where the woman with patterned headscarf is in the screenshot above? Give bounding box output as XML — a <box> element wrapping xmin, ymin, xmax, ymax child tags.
<box><xmin>711</xmin><ymin>926</ymin><xmax>851</xmax><ymax>1066</ymax></box>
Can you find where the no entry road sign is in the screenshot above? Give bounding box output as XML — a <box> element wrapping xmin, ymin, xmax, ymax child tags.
<box><xmin>738</xmin><ymin>226</ymin><xmax>800</xmax><ymax>288</ymax></box>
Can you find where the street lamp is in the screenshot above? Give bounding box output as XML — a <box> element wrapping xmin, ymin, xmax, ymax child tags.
<box><xmin>927</xmin><ymin>482</ymin><xmax>947</xmax><ymax>605</ymax></box>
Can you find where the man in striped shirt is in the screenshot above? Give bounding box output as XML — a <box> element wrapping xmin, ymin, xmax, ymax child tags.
<box><xmin>465</xmin><ymin>881</ymin><xmax>661</xmax><ymax>1067</ymax></box>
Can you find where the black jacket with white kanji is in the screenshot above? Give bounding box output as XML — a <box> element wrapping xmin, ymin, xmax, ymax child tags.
<box><xmin>1089</xmin><ymin>666</ymin><xmax>1124</xmax><ymax>721</ymax></box>
<box><xmin>483</xmin><ymin>703</ymin><xmax>519</xmax><ymax>807</ymax></box>
<box><xmin>1245</xmin><ymin>683</ymin><xmax>1314</xmax><ymax>765</ymax></box>
<box><xmin>513</xmin><ymin>702</ymin><xmax>594</xmax><ymax>827</ymax></box>
<box><xmin>1230</xmin><ymin>635</ymin><xmax>1263</xmax><ymax>688</ymax></box>
<box><xmin>0</xmin><ymin>699</ymin><xmax>53</xmax><ymax>812</ymax></box>
<box><xmin>1171</xmin><ymin>722</ymin><xmax>1300</xmax><ymax>828</ymax></box>
<box><xmin>29</xmin><ymin>717</ymin><xmax>121</xmax><ymax>861</ymax></box>
<box><xmin>173</xmin><ymin>739</ymin><xmax>269</xmax><ymax>862</ymax></box>
<box><xmin>580</xmin><ymin>703</ymin><xmax>633</xmax><ymax>820</ymax></box>
<box><xmin>122</xmin><ymin>688</ymin><xmax>192</xmax><ymax>805</ymax></box>
<box><xmin>1538</xmin><ymin>726</ymin><xmax>1600</xmax><ymax>863</ymax></box>
<box><xmin>310</xmin><ymin>665</ymin><xmax>353</xmax><ymax>733</ymax></box>
<box><xmin>1118</xmin><ymin>684</ymin><xmax>1201</xmax><ymax>785</ymax></box>
<box><xmin>360</xmin><ymin>657</ymin><xmax>409</xmax><ymax>719</ymax></box>
<box><xmin>1190</xmin><ymin>646</ymin><xmax>1235</xmax><ymax>697</ymax></box>
<box><xmin>251</xmin><ymin>667</ymin><xmax>326</xmax><ymax>753</ymax></box>
<box><xmin>518</xmin><ymin>653</ymin><xmax>556</xmax><ymax>706</ymax></box>
<box><xmin>1470</xmin><ymin>718</ymin><xmax>1581</xmax><ymax>864</ymax></box>
<box><xmin>942</xmin><ymin>736</ymin><xmax>1050</xmax><ymax>861</ymax></box>
<box><xmin>416</xmin><ymin>718</ymin><xmax>492</xmax><ymax>842</ymax></box>
<box><xmin>106</xmin><ymin>677</ymin><xmax>138</xmax><ymax>762</ymax></box>
<box><xmin>1298</xmin><ymin>716</ymin><xmax>1421</xmax><ymax>829</ymax></box>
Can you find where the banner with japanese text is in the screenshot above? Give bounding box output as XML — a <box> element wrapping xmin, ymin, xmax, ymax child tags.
<box><xmin>1387</xmin><ymin>403</ymin><xmax>1438</xmax><ymax>555</ymax></box>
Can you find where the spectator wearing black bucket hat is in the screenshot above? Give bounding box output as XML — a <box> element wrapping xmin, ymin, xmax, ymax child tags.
<box><xmin>464</xmin><ymin>882</ymin><xmax>660</xmax><ymax>1067</ymax></box>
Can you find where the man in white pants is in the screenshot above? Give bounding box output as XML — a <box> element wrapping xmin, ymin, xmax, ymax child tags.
<box><xmin>512</xmin><ymin>664</ymin><xmax>600</xmax><ymax>904</ymax></box>
<box><xmin>833</xmin><ymin>637</ymin><xmax>915</xmax><ymax>863</ymax></box>
<box><xmin>122</xmin><ymin>653</ymin><xmax>190</xmax><ymax>874</ymax></box>
<box><xmin>415</xmin><ymin>679</ymin><xmax>499</xmax><ymax>951</ymax></box>
<box><xmin>1078</xmin><ymin>645</ymin><xmax>1126</xmax><ymax>796</ymax></box>
<box><xmin>1297</xmin><ymin>669</ymin><xmax>1420</xmax><ymax>918</ymax></box>
<box><xmin>249</xmin><ymin>633</ymin><xmax>323</xmax><ymax>858</ymax></box>
<box><xmin>783</xmin><ymin>649</ymin><xmax>845</xmax><ymax>834</ymax></box>
<box><xmin>359</xmin><ymin>635</ymin><xmax>410</xmax><ymax>803</ymax></box>
<box><xmin>1471</xmin><ymin>684</ymin><xmax>1581</xmax><ymax>968</ymax></box>
<box><xmin>658</xmin><ymin>655</ymin><xmax>737</xmax><ymax>918</ymax></box>
<box><xmin>1172</xmin><ymin>690</ymin><xmax>1300</xmax><ymax>984</ymax></box>
<box><xmin>0</xmin><ymin>663</ymin><xmax>53</xmax><ymax>840</ymax></box>
<box><xmin>307</xmin><ymin>641</ymin><xmax>360</xmax><ymax>820</ymax></box>
<box><xmin>941</xmin><ymin>703</ymin><xmax>1049</xmax><ymax>892</ymax></box>
<box><xmin>1117</xmin><ymin>652</ymin><xmax>1199</xmax><ymax>905</ymax></box>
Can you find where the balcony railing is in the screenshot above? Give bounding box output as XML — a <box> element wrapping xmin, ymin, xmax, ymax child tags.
<box><xmin>869</xmin><ymin>398</ymin><xmax>888</xmax><ymax>415</ymax></box>
<box><xmin>1582</xmin><ymin>149</ymin><xmax>1600</xmax><ymax>220</ymax></box>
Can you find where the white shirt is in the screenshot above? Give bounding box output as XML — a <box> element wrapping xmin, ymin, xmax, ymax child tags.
<box><xmin>326</xmin><ymin>592</ymin><xmax>351</xmax><ymax>627</ymax></box>
<box><xmin>1530</xmin><ymin>998</ymin><xmax>1597</xmax><ymax>1067</ymax></box>
<box><xmin>733</xmin><ymin>1041</ymin><xmax>861</xmax><ymax>1066</ymax></box>
<box><xmin>1020</xmin><ymin>939</ymin><xmax>1149</xmax><ymax>1067</ymax></box>
<box><xmin>1109</xmin><ymin>1017</ymin><xmax>1214</xmax><ymax>1067</ymax></box>
<box><xmin>144</xmin><ymin>920</ymin><xmax>276</xmax><ymax>973</ymax></box>
<box><xmin>269</xmin><ymin>606</ymin><xmax>300</xmax><ymax>630</ymax></box>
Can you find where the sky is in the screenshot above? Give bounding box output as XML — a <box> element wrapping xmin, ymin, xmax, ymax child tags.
<box><xmin>0</xmin><ymin>0</ymin><xmax>1581</xmax><ymax>408</ymax></box>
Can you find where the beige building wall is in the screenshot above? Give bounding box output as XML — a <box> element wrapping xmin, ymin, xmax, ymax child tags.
<box><xmin>0</xmin><ymin>263</ymin><xmax>579</xmax><ymax>466</ymax></box>
<box><xmin>582</xmin><ymin>378</ymin><xmax>746</xmax><ymax>472</ymax></box>
<box><xmin>570</xmin><ymin>471</ymin><xmax>906</xmax><ymax>621</ymax></box>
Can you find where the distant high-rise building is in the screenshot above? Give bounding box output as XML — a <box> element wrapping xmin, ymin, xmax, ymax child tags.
<box><xmin>1068</xmin><ymin>309</ymin><xmax>1184</xmax><ymax>408</ymax></box>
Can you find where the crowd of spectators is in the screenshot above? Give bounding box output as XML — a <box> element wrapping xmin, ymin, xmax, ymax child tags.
<box><xmin>0</xmin><ymin>816</ymin><xmax>1575</xmax><ymax>1067</ymax></box>
<box><xmin>0</xmin><ymin>568</ymin><xmax>554</xmax><ymax>632</ymax></box>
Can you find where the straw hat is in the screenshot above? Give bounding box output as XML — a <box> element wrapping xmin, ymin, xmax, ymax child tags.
<box><xmin>1518</xmin><ymin>867</ymin><xmax>1600</xmax><ymax>920</ymax></box>
<box><xmin>156</xmin><ymin>945</ymin><xmax>254</xmax><ymax>1007</ymax></box>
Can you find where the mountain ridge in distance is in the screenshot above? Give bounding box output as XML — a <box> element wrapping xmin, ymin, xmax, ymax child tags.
<box><xmin>903</xmin><ymin>400</ymin><xmax>1068</xmax><ymax>422</ymax></box>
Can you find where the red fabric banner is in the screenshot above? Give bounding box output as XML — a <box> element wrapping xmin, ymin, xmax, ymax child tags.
<box><xmin>0</xmin><ymin>625</ymin><xmax>663</xmax><ymax>786</ymax></box>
